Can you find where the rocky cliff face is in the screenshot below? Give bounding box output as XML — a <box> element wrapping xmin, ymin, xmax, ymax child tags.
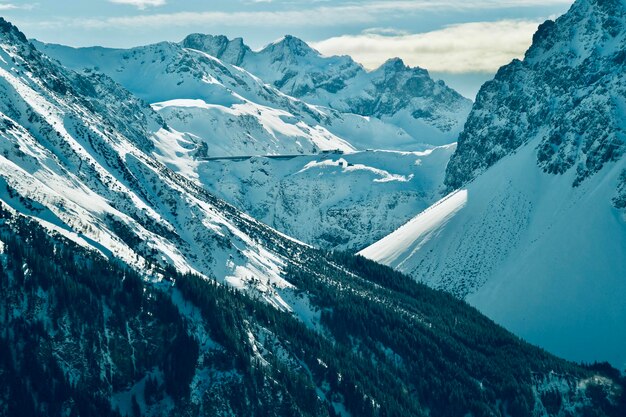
<box><xmin>181</xmin><ymin>33</ymin><xmax>251</xmax><ymax>66</ymax></box>
<box><xmin>446</xmin><ymin>0</ymin><xmax>626</xmax><ymax>193</ymax></box>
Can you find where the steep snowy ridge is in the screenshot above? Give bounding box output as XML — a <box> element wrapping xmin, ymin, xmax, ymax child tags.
<box><xmin>0</xmin><ymin>17</ymin><xmax>307</xmax><ymax>311</ymax></box>
<box><xmin>32</xmin><ymin>39</ymin><xmax>365</xmax><ymax>157</ymax></box>
<box><xmin>362</xmin><ymin>0</ymin><xmax>626</xmax><ymax>369</ymax></box>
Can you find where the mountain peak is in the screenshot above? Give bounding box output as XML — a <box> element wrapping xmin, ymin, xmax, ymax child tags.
<box><xmin>182</xmin><ymin>33</ymin><xmax>245</xmax><ymax>48</ymax></box>
<box><xmin>378</xmin><ymin>57</ymin><xmax>416</xmax><ymax>74</ymax></box>
<box><xmin>446</xmin><ymin>0</ymin><xmax>626</xmax><ymax>190</ymax></box>
<box><xmin>381</xmin><ymin>57</ymin><xmax>406</xmax><ymax>68</ymax></box>
<box><xmin>526</xmin><ymin>0</ymin><xmax>626</xmax><ymax>63</ymax></box>
<box><xmin>263</xmin><ymin>35</ymin><xmax>318</xmax><ymax>57</ymax></box>
<box><xmin>180</xmin><ymin>33</ymin><xmax>250</xmax><ymax>65</ymax></box>
<box><xmin>376</xmin><ymin>57</ymin><xmax>430</xmax><ymax>79</ymax></box>
<box><xmin>0</xmin><ymin>17</ymin><xmax>29</xmax><ymax>45</ymax></box>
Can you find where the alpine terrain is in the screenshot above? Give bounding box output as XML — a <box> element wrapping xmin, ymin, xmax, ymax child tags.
<box><xmin>0</xmin><ymin>13</ymin><xmax>625</xmax><ymax>417</ymax></box>
<box><xmin>34</xmin><ymin>35</ymin><xmax>469</xmax><ymax>251</ymax></box>
<box><xmin>179</xmin><ymin>34</ymin><xmax>472</xmax><ymax>146</ymax></box>
<box><xmin>361</xmin><ymin>0</ymin><xmax>626</xmax><ymax>370</ymax></box>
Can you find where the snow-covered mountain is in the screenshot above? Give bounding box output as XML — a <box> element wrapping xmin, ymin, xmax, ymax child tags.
<box><xmin>32</xmin><ymin>39</ymin><xmax>365</xmax><ymax>157</ymax></box>
<box><xmin>4</xmin><ymin>18</ymin><xmax>623</xmax><ymax>417</ymax></box>
<box><xmin>182</xmin><ymin>33</ymin><xmax>473</xmax><ymax>146</ymax></box>
<box><xmin>36</xmin><ymin>35</ymin><xmax>471</xmax><ymax>152</ymax></box>
<box><xmin>0</xmin><ymin>16</ymin><xmax>317</xmax><ymax>310</ymax></box>
<box><xmin>33</xmin><ymin>37</ymin><xmax>464</xmax><ymax>250</ymax></box>
<box><xmin>361</xmin><ymin>0</ymin><xmax>626</xmax><ymax>369</ymax></box>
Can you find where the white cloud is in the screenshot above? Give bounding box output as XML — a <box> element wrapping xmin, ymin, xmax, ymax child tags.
<box><xmin>109</xmin><ymin>0</ymin><xmax>166</xmax><ymax>10</ymax></box>
<box><xmin>311</xmin><ymin>19</ymin><xmax>542</xmax><ymax>73</ymax></box>
<box><xmin>362</xmin><ymin>27</ymin><xmax>411</xmax><ymax>36</ymax></box>
<box><xmin>34</xmin><ymin>9</ymin><xmax>370</xmax><ymax>30</ymax></box>
<box><xmin>0</xmin><ymin>3</ymin><xmax>35</xmax><ymax>10</ymax></box>
<box><xmin>33</xmin><ymin>0</ymin><xmax>570</xmax><ymax>30</ymax></box>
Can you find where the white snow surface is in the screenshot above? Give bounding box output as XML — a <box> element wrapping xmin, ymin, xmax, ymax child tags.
<box><xmin>359</xmin><ymin>188</ymin><xmax>468</xmax><ymax>266</ymax></box>
<box><xmin>363</xmin><ymin>0</ymin><xmax>626</xmax><ymax>369</ymax></box>
<box><xmin>196</xmin><ymin>146</ymin><xmax>455</xmax><ymax>251</ymax></box>
<box><xmin>152</xmin><ymin>98</ymin><xmax>355</xmax><ymax>156</ymax></box>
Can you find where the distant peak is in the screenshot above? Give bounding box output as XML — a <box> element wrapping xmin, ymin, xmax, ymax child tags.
<box><xmin>182</xmin><ymin>33</ymin><xmax>248</xmax><ymax>49</ymax></box>
<box><xmin>275</xmin><ymin>35</ymin><xmax>305</xmax><ymax>45</ymax></box>
<box><xmin>381</xmin><ymin>57</ymin><xmax>406</xmax><ymax>69</ymax></box>
<box><xmin>377</xmin><ymin>57</ymin><xmax>431</xmax><ymax>76</ymax></box>
<box><xmin>182</xmin><ymin>33</ymin><xmax>221</xmax><ymax>42</ymax></box>
<box><xmin>180</xmin><ymin>33</ymin><xmax>250</xmax><ymax>65</ymax></box>
<box><xmin>264</xmin><ymin>35</ymin><xmax>318</xmax><ymax>57</ymax></box>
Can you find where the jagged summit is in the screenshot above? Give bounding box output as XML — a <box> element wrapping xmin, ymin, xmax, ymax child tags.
<box><xmin>374</xmin><ymin>57</ymin><xmax>430</xmax><ymax>79</ymax></box>
<box><xmin>180</xmin><ymin>33</ymin><xmax>250</xmax><ymax>65</ymax></box>
<box><xmin>0</xmin><ymin>17</ymin><xmax>28</xmax><ymax>43</ymax></box>
<box><xmin>445</xmin><ymin>0</ymin><xmax>626</xmax><ymax>190</ymax></box>
<box><xmin>378</xmin><ymin>57</ymin><xmax>407</xmax><ymax>70</ymax></box>
<box><xmin>180</xmin><ymin>33</ymin><xmax>321</xmax><ymax>64</ymax></box>
<box><xmin>260</xmin><ymin>34</ymin><xmax>320</xmax><ymax>58</ymax></box>
<box><xmin>525</xmin><ymin>0</ymin><xmax>626</xmax><ymax>64</ymax></box>
<box><xmin>255</xmin><ymin>36</ymin><xmax>319</xmax><ymax>68</ymax></box>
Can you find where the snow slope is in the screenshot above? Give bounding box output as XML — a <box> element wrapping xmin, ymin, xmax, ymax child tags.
<box><xmin>361</xmin><ymin>188</ymin><xmax>468</xmax><ymax>266</ymax></box>
<box><xmin>362</xmin><ymin>0</ymin><xmax>626</xmax><ymax>369</ymax></box>
<box><xmin>152</xmin><ymin>98</ymin><xmax>354</xmax><ymax>156</ymax></box>
<box><xmin>0</xmin><ymin>18</ymin><xmax>318</xmax><ymax>314</ymax></box>
<box><xmin>32</xmin><ymin>40</ymin><xmax>364</xmax><ymax>157</ymax></box>
<box><xmin>364</xmin><ymin>143</ymin><xmax>626</xmax><ymax>368</ymax></box>
<box><xmin>197</xmin><ymin>146</ymin><xmax>455</xmax><ymax>251</ymax></box>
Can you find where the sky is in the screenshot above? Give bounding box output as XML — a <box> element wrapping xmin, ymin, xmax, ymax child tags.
<box><xmin>0</xmin><ymin>0</ymin><xmax>575</xmax><ymax>97</ymax></box>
